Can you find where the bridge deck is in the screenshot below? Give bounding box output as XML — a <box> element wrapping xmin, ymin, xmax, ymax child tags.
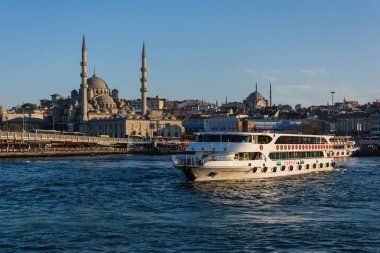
<box><xmin>0</xmin><ymin>131</ymin><xmax>146</xmax><ymax>145</ymax></box>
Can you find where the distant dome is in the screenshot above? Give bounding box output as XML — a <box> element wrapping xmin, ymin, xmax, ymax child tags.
<box><xmin>71</xmin><ymin>89</ymin><xmax>78</xmax><ymax>97</ymax></box>
<box><xmin>246</xmin><ymin>91</ymin><xmax>265</xmax><ymax>102</ymax></box>
<box><xmin>87</xmin><ymin>74</ymin><xmax>109</xmax><ymax>89</ymax></box>
<box><xmin>244</xmin><ymin>91</ymin><xmax>267</xmax><ymax>109</ymax></box>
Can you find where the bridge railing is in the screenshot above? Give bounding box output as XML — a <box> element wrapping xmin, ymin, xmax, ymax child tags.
<box><xmin>0</xmin><ymin>131</ymin><xmax>144</xmax><ymax>145</ymax></box>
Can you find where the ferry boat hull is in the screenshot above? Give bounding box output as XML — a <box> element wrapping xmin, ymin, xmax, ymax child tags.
<box><xmin>173</xmin><ymin>132</ymin><xmax>337</xmax><ymax>182</ymax></box>
<box><xmin>173</xmin><ymin>157</ymin><xmax>335</xmax><ymax>182</ymax></box>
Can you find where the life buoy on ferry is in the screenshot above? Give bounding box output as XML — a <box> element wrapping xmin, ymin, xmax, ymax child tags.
<box><xmin>280</xmin><ymin>145</ymin><xmax>283</xmax><ymax>150</ymax></box>
<box><xmin>276</xmin><ymin>145</ymin><xmax>279</xmax><ymax>150</ymax></box>
<box><xmin>284</xmin><ymin>145</ymin><xmax>287</xmax><ymax>150</ymax></box>
<box><xmin>259</xmin><ymin>144</ymin><xmax>263</xmax><ymax>150</ymax></box>
<box><xmin>288</xmin><ymin>145</ymin><xmax>291</xmax><ymax>150</ymax></box>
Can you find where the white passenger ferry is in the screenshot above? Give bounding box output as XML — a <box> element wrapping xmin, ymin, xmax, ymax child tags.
<box><xmin>173</xmin><ymin>132</ymin><xmax>336</xmax><ymax>182</ymax></box>
<box><xmin>326</xmin><ymin>135</ymin><xmax>358</xmax><ymax>158</ymax></box>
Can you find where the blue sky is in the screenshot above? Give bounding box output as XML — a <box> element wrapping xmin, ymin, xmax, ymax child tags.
<box><xmin>0</xmin><ymin>0</ymin><xmax>379</xmax><ymax>108</ymax></box>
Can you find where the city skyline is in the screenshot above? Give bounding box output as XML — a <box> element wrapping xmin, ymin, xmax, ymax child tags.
<box><xmin>1</xmin><ymin>0</ymin><xmax>380</xmax><ymax>108</ymax></box>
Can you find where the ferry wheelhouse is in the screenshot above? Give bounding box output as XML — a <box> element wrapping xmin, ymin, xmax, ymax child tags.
<box><xmin>327</xmin><ymin>136</ymin><xmax>358</xmax><ymax>158</ymax></box>
<box><xmin>173</xmin><ymin>132</ymin><xmax>336</xmax><ymax>182</ymax></box>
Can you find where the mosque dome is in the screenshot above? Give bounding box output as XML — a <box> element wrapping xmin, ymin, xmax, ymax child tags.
<box><xmin>95</xmin><ymin>95</ymin><xmax>117</xmax><ymax>110</ymax></box>
<box><xmin>96</xmin><ymin>95</ymin><xmax>115</xmax><ymax>104</ymax></box>
<box><xmin>71</xmin><ymin>89</ymin><xmax>78</xmax><ymax>98</ymax></box>
<box><xmin>246</xmin><ymin>91</ymin><xmax>265</xmax><ymax>102</ymax></box>
<box><xmin>87</xmin><ymin>74</ymin><xmax>109</xmax><ymax>89</ymax></box>
<box><xmin>244</xmin><ymin>91</ymin><xmax>267</xmax><ymax>109</ymax></box>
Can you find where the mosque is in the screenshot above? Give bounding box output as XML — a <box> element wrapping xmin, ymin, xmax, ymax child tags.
<box><xmin>51</xmin><ymin>35</ymin><xmax>143</xmax><ymax>132</ymax></box>
<box><xmin>243</xmin><ymin>83</ymin><xmax>272</xmax><ymax>110</ymax></box>
<box><xmin>51</xmin><ymin>35</ymin><xmax>183</xmax><ymax>138</ymax></box>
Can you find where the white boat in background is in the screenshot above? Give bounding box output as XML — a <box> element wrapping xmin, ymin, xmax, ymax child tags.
<box><xmin>173</xmin><ymin>132</ymin><xmax>336</xmax><ymax>182</ymax></box>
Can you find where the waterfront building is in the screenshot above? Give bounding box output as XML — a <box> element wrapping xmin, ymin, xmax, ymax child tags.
<box><xmin>88</xmin><ymin>117</ymin><xmax>184</xmax><ymax>138</ymax></box>
<box><xmin>4</xmin><ymin>117</ymin><xmax>48</xmax><ymax>132</ymax></box>
<box><xmin>0</xmin><ymin>103</ymin><xmax>46</xmax><ymax>131</ymax></box>
<box><xmin>127</xmin><ymin>96</ymin><xmax>166</xmax><ymax>112</ymax></box>
<box><xmin>182</xmin><ymin>114</ymin><xmax>209</xmax><ymax>139</ymax></box>
<box><xmin>335</xmin><ymin>112</ymin><xmax>371</xmax><ymax>137</ymax></box>
<box><xmin>204</xmin><ymin>117</ymin><xmax>238</xmax><ymax>132</ymax></box>
<box><xmin>204</xmin><ymin>116</ymin><xmax>248</xmax><ymax>132</ymax></box>
<box><xmin>370</xmin><ymin>113</ymin><xmax>380</xmax><ymax>136</ymax></box>
<box><xmin>221</xmin><ymin>102</ymin><xmax>245</xmax><ymax>114</ymax></box>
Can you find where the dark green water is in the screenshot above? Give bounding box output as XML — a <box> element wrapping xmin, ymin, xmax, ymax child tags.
<box><xmin>0</xmin><ymin>156</ymin><xmax>379</xmax><ymax>252</ymax></box>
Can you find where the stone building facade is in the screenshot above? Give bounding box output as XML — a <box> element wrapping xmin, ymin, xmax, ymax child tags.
<box><xmin>88</xmin><ymin>117</ymin><xmax>184</xmax><ymax>138</ymax></box>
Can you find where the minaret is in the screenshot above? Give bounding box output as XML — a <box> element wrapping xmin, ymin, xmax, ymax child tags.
<box><xmin>269</xmin><ymin>83</ymin><xmax>272</xmax><ymax>107</ymax></box>
<box><xmin>80</xmin><ymin>34</ymin><xmax>88</xmax><ymax>123</ymax></box>
<box><xmin>255</xmin><ymin>82</ymin><xmax>258</xmax><ymax>109</ymax></box>
<box><xmin>140</xmin><ymin>42</ymin><xmax>147</xmax><ymax>116</ymax></box>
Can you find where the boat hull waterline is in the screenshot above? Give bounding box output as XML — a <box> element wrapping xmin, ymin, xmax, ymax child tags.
<box><xmin>174</xmin><ymin>157</ymin><xmax>335</xmax><ymax>182</ymax></box>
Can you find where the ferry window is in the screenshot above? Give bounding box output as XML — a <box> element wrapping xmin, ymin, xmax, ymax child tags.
<box><xmin>236</xmin><ymin>152</ymin><xmax>263</xmax><ymax>160</ymax></box>
<box><xmin>258</xmin><ymin>135</ymin><xmax>272</xmax><ymax>144</ymax></box>
<box><xmin>222</xmin><ymin>135</ymin><xmax>252</xmax><ymax>143</ymax></box>
<box><xmin>268</xmin><ymin>151</ymin><xmax>323</xmax><ymax>160</ymax></box>
<box><xmin>199</xmin><ymin>134</ymin><xmax>220</xmax><ymax>142</ymax></box>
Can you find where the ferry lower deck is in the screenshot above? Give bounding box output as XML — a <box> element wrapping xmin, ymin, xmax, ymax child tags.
<box><xmin>174</xmin><ymin>156</ymin><xmax>335</xmax><ymax>182</ymax></box>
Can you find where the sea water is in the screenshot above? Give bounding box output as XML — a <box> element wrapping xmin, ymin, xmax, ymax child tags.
<box><xmin>0</xmin><ymin>156</ymin><xmax>379</xmax><ymax>252</ymax></box>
